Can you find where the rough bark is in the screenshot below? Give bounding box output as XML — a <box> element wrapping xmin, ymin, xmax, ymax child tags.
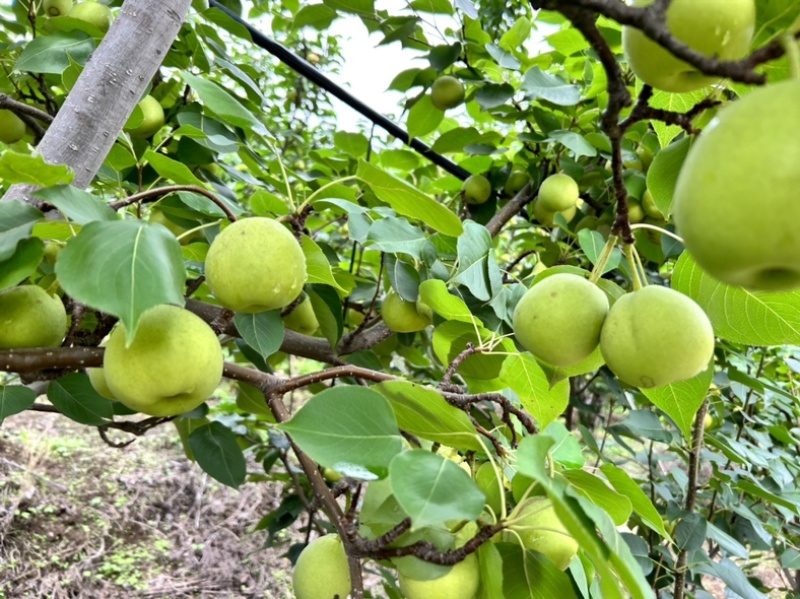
<box><xmin>2</xmin><ymin>0</ymin><xmax>192</xmax><ymax>204</ymax></box>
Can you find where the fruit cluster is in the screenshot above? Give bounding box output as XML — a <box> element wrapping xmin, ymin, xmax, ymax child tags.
<box><xmin>513</xmin><ymin>273</ymin><xmax>715</xmax><ymax>389</ymax></box>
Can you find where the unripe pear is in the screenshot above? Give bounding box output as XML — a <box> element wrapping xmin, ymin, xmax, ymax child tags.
<box><xmin>124</xmin><ymin>95</ymin><xmax>165</xmax><ymax>139</ymax></box>
<box><xmin>205</xmin><ymin>217</ymin><xmax>307</xmax><ymax>313</ymax></box>
<box><xmin>628</xmin><ymin>199</ymin><xmax>645</xmax><ymax>224</ymax></box>
<box><xmin>0</xmin><ymin>110</ymin><xmax>26</xmax><ymax>145</ymax></box>
<box><xmin>474</xmin><ymin>461</ymin><xmax>504</xmax><ymax>516</ymax></box>
<box><xmin>44</xmin><ymin>0</ymin><xmax>73</xmax><ymax>16</ymax></box>
<box><xmin>538</xmin><ymin>173</ymin><xmax>579</xmax><ymax>212</ymax></box>
<box><xmin>88</xmin><ymin>366</ymin><xmax>116</xmax><ymax>400</ymax></box>
<box><xmin>462</xmin><ymin>174</ymin><xmax>491</xmax><ymax>205</ymax></box>
<box><xmin>510</xmin><ymin>496</ymin><xmax>578</xmax><ymax>570</ymax></box>
<box><xmin>600</xmin><ymin>286</ymin><xmax>714</xmax><ymax>388</ymax></box>
<box><xmin>430</xmin><ymin>75</ymin><xmax>465</xmax><ymax>111</ymax></box>
<box><xmin>673</xmin><ymin>79</ymin><xmax>800</xmax><ymax>291</ymax></box>
<box><xmin>292</xmin><ymin>535</ymin><xmax>352</xmax><ymax>599</ymax></box>
<box><xmin>104</xmin><ymin>305</ymin><xmax>223</xmax><ymax>416</ymax></box>
<box><xmin>283</xmin><ymin>295</ymin><xmax>319</xmax><ymax>335</ymax></box>
<box><xmin>382</xmin><ymin>291</ymin><xmax>431</xmax><ymax>333</ymax></box>
<box><xmin>0</xmin><ymin>285</ymin><xmax>67</xmax><ymax>348</ymax></box>
<box><xmin>503</xmin><ymin>171</ymin><xmax>529</xmax><ymax>197</ymax></box>
<box><xmin>67</xmin><ymin>1</ymin><xmax>113</xmax><ymax>32</ymax></box>
<box><xmin>513</xmin><ymin>274</ymin><xmax>609</xmax><ymax>367</ymax></box>
<box><xmin>532</xmin><ymin>198</ymin><xmax>576</xmax><ymax>227</ymax></box>
<box><xmin>398</xmin><ymin>553</ymin><xmax>480</xmax><ymax>599</ymax></box>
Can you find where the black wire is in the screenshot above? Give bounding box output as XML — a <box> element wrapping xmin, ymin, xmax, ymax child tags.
<box><xmin>207</xmin><ymin>0</ymin><xmax>471</xmax><ymax>181</ymax></box>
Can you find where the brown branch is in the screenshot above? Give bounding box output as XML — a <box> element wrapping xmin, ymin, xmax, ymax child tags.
<box><xmin>485</xmin><ymin>183</ymin><xmax>535</xmax><ymax>237</ymax></box>
<box><xmin>108</xmin><ymin>185</ymin><xmax>238</xmax><ymax>222</ymax></box>
<box><xmin>0</xmin><ymin>347</ymin><xmax>103</xmax><ymax>372</ymax></box>
<box><xmin>0</xmin><ymin>94</ymin><xmax>54</xmax><ymax>123</ymax></box>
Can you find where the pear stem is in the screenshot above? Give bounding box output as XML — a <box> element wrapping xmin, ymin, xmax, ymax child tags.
<box><xmin>176</xmin><ymin>219</ymin><xmax>224</xmax><ymax>242</ymax></box>
<box><xmin>301</xmin><ymin>175</ymin><xmax>359</xmax><ymax>211</ymax></box>
<box><xmin>632</xmin><ymin>245</ymin><xmax>649</xmax><ymax>287</ymax></box>
<box><xmin>782</xmin><ymin>33</ymin><xmax>800</xmax><ymax>79</ymax></box>
<box><xmin>263</xmin><ymin>137</ymin><xmax>296</xmax><ymax>211</ymax></box>
<box><xmin>629</xmin><ymin>222</ymin><xmax>684</xmax><ymax>244</ymax></box>
<box><xmin>589</xmin><ymin>234</ymin><xmax>619</xmax><ymax>284</ymax></box>
<box><xmin>624</xmin><ymin>244</ymin><xmax>643</xmax><ymax>290</ymax></box>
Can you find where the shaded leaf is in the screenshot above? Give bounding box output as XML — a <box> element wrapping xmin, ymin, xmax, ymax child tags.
<box><xmin>189</xmin><ymin>421</ymin><xmax>247</xmax><ymax>488</ymax></box>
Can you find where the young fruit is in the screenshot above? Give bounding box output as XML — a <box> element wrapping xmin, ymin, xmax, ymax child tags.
<box><xmin>67</xmin><ymin>1</ymin><xmax>113</xmax><ymax>32</ymax></box>
<box><xmin>382</xmin><ymin>292</ymin><xmax>431</xmax><ymax>333</ymax></box>
<box><xmin>622</xmin><ymin>0</ymin><xmax>755</xmax><ymax>92</ymax></box>
<box><xmin>44</xmin><ymin>0</ymin><xmax>73</xmax><ymax>16</ymax></box>
<box><xmin>510</xmin><ymin>496</ymin><xmax>578</xmax><ymax>570</ymax></box>
<box><xmin>0</xmin><ymin>285</ymin><xmax>67</xmax><ymax>348</ymax></box>
<box><xmin>600</xmin><ymin>286</ymin><xmax>714</xmax><ymax>388</ymax></box>
<box><xmin>283</xmin><ymin>295</ymin><xmax>319</xmax><ymax>335</ymax></box>
<box><xmin>88</xmin><ymin>366</ymin><xmax>116</xmax><ymax>400</ymax></box>
<box><xmin>124</xmin><ymin>95</ymin><xmax>165</xmax><ymax>139</ymax></box>
<box><xmin>537</xmin><ymin>173</ymin><xmax>579</xmax><ymax>212</ymax></box>
<box><xmin>462</xmin><ymin>174</ymin><xmax>492</xmax><ymax>205</ymax></box>
<box><xmin>204</xmin><ymin>217</ymin><xmax>307</xmax><ymax>313</ymax></box>
<box><xmin>103</xmin><ymin>305</ymin><xmax>223</xmax><ymax>416</ymax></box>
<box><xmin>0</xmin><ymin>110</ymin><xmax>26</xmax><ymax>145</ymax></box>
<box><xmin>398</xmin><ymin>553</ymin><xmax>480</xmax><ymax>599</ymax></box>
<box><xmin>532</xmin><ymin>198</ymin><xmax>576</xmax><ymax>227</ymax></box>
<box><xmin>430</xmin><ymin>75</ymin><xmax>465</xmax><ymax>111</ymax></box>
<box><xmin>503</xmin><ymin>171</ymin><xmax>529</xmax><ymax>197</ymax></box>
<box><xmin>513</xmin><ymin>274</ymin><xmax>609</xmax><ymax>368</ymax></box>
<box><xmin>292</xmin><ymin>535</ymin><xmax>352</xmax><ymax>599</ymax></box>
<box><xmin>673</xmin><ymin>79</ymin><xmax>800</xmax><ymax>291</ymax></box>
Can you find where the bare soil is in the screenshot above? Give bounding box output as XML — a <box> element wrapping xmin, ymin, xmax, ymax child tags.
<box><xmin>0</xmin><ymin>410</ymin><xmax>296</xmax><ymax>598</ymax></box>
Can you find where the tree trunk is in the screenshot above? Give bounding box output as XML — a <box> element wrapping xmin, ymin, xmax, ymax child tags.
<box><xmin>2</xmin><ymin>0</ymin><xmax>192</xmax><ymax>204</ymax></box>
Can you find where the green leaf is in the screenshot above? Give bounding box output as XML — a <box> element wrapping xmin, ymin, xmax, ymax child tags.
<box><xmin>599</xmin><ymin>463</ymin><xmax>671</xmax><ymax>539</ymax></box>
<box><xmin>189</xmin><ymin>421</ymin><xmax>247</xmax><ymax>488</ymax></box>
<box><xmin>0</xmin><ymin>385</ymin><xmax>37</xmax><ymax>425</ymax></box>
<box><xmin>293</xmin><ymin>3</ymin><xmax>338</xmax><ymax>29</ymax></box>
<box><xmin>322</xmin><ymin>0</ymin><xmax>374</xmax><ymax>15</ymax></box>
<box><xmin>334</xmin><ymin>131</ymin><xmax>369</xmax><ymax>158</ymax></box>
<box><xmin>496</xmin><ymin>543</ymin><xmax>578</xmax><ymax>599</ymax></box>
<box><xmin>14</xmin><ymin>31</ymin><xmax>94</xmax><ymax>74</ymax></box>
<box><xmin>302</xmin><ymin>235</ymin><xmax>346</xmax><ymax>292</ymax></box>
<box><xmin>418</xmin><ymin>278</ymin><xmax>482</xmax><ymax>326</ymax></box>
<box><xmin>55</xmin><ymin>221</ymin><xmax>186</xmax><ymax>342</ymax></box>
<box><xmin>278</xmin><ymin>386</ymin><xmax>403</xmax><ymax>479</ymax></box>
<box><xmin>672</xmin><ymin>252</ymin><xmax>800</xmax><ymax>346</ymax></box>
<box><xmin>0</xmin><ymin>151</ymin><xmax>74</xmax><ymax>187</ymax></box>
<box><xmin>432</xmin><ymin>127</ymin><xmax>484</xmax><ymax>154</ymax></box>
<box><xmin>234</xmin><ymin>311</ymin><xmax>284</xmax><ymax>360</ymax></box>
<box><xmin>696</xmin><ymin>558</ymin><xmax>769</xmax><ymax>599</ymax></box>
<box><xmin>475</xmin><ymin>83</ymin><xmax>515</xmax><ymax>110</ymax></box>
<box><xmin>641</xmin><ymin>365</ymin><xmax>713</xmax><ymax>441</ymax></box>
<box><xmin>358</xmin><ymin>161</ymin><xmax>463</xmax><ymax>237</ymax></box>
<box><xmin>451</xmin><ymin>221</ymin><xmax>502</xmax><ymax>302</ymax></box>
<box><xmin>407</xmin><ymin>95</ymin><xmax>444</xmax><ymax>139</ymax></box>
<box><xmin>578</xmin><ymin>229</ymin><xmax>620</xmax><ymax>274</ymax></box>
<box><xmin>501</xmin><ymin>354</ymin><xmax>569</xmax><ymax>429</ymax></box>
<box><xmin>235</xmin><ymin>382</ymin><xmax>274</xmax><ymax>418</ymax></box>
<box><xmin>47</xmin><ymin>373</ymin><xmax>114</xmax><ymax>426</ymax></box>
<box><xmin>410</xmin><ymin>0</ymin><xmax>454</xmax><ymax>14</ymax></box>
<box><xmin>562</xmin><ymin>469</ymin><xmax>632</xmax><ymax>526</ymax></box>
<box><xmin>647</xmin><ymin>88</ymin><xmax>709</xmax><ymax>147</ymax></box>
<box><xmin>144</xmin><ymin>150</ymin><xmax>207</xmax><ymax>187</ymax></box>
<box><xmin>181</xmin><ymin>71</ymin><xmax>262</xmax><ymax>131</ymax></box>
<box><xmin>499</xmin><ymin>16</ymin><xmax>531</xmax><ymax>51</ymax></box>
<box><xmin>389</xmin><ymin>449</ymin><xmax>485</xmax><ymax>530</ymax></box>
<box><xmin>432</xmin><ymin>321</ymin><xmax>512</xmax><ymax>385</ymax></box>
<box><xmin>0</xmin><ymin>237</ymin><xmax>44</xmax><ymax>291</ymax></box>
<box><xmin>521</xmin><ymin>67</ymin><xmax>581</xmax><ymax>106</ymax></box>
<box><xmin>308</xmin><ymin>284</ymin><xmax>343</xmax><ymax>348</ymax></box>
<box><xmin>646</xmin><ymin>136</ymin><xmax>690</xmax><ymax>217</ymax></box>
<box><xmin>375</xmin><ymin>381</ymin><xmax>483</xmax><ymax>451</ymax></box>
<box><xmin>547</xmin><ymin>130</ymin><xmax>597</xmax><ymax>158</ymax></box>
<box><xmin>34</xmin><ymin>185</ymin><xmax>118</xmax><ymax>224</ymax></box>
<box><xmin>366</xmin><ymin>217</ymin><xmax>435</xmax><ymax>260</ymax></box>
<box><xmin>0</xmin><ymin>201</ymin><xmax>43</xmax><ymax>262</ymax></box>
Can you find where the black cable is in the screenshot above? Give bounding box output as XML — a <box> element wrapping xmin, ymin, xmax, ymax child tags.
<box><xmin>207</xmin><ymin>0</ymin><xmax>471</xmax><ymax>181</ymax></box>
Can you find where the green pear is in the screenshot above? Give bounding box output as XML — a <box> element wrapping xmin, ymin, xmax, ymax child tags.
<box><xmin>67</xmin><ymin>1</ymin><xmax>113</xmax><ymax>32</ymax></box>
<box><xmin>622</xmin><ymin>0</ymin><xmax>755</xmax><ymax>92</ymax></box>
<box><xmin>462</xmin><ymin>174</ymin><xmax>491</xmax><ymax>205</ymax></box>
<box><xmin>430</xmin><ymin>75</ymin><xmax>465</xmax><ymax>111</ymax></box>
<box><xmin>0</xmin><ymin>110</ymin><xmax>26</xmax><ymax>145</ymax></box>
<box><xmin>628</xmin><ymin>199</ymin><xmax>645</xmax><ymax>224</ymax></box>
<box><xmin>513</xmin><ymin>274</ymin><xmax>609</xmax><ymax>368</ymax></box>
<box><xmin>641</xmin><ymin>189</ymin><xmax>663</xmax><ymax>219</ymax></box>
<box><xmin>44</xmin><ymin>0</ymin><xmax>73</xmax><ymax>16</ymax></box>
<box><xmin>673</xmin><ymin>79</ymin><xmax>800</xmax><ymax>291</ymax></box>
<box><xmin>474</xmin><ymin>461</ymin><xmax>504</xmax><ymax>516</ymax></box>
<box><xmin>382</xmin><ymin>291</ymin><xmax>431</xmax><ymax>333</ymax></box>
<box><xmin>600</xmin><ymin>286</ymin><xmax>714</xmax><ymax>388</ymax></box>
<box><xmin>398</xmin><ymin>553</ymin><xmax>480</xmax><ymax>599</ymax></box>
<box><xmin>292</xmin><ymin>535</ymin><xmax>352</xmax><ymax>599</ymax></box>
<box><xmin>103</xmin><ymin>305</ymin><xmax>223</xmax><ymax>416</ymax></box>
<box><xmin>283</xmin><ymin>295</ymin><xmax>319</xmax><ymax>335</ymax></box>
<box><xmin>510</xmin><ymin>496</ymin><xmax>578</xmax><ymax>570</ymax></box>
<box><xmin>0</xmin><ymin>285</ymin><xmax>67</xmax><ymax>349</ymax></box>
<box><xmin>532</xmin><ymin>198</ymin><xmax>576</xmax><ymax>227</ymax></box>
<box><xmin>503</xmin><ymin>171</ymin><xmax>529</xmax><ymax>197</ymax></box>
<box><xmin>88</xmin><ymin>366</ymin><xmax>116</xmax><ymax>400</ymax></box>
<box><xmin>124</xmin><ymin>95</ymin><xmax>165</xmax><ymax>139</ymax></box>
<box><xmin>538</xmin><ymin>173</ymin><xmax>579</xmax><ymax>212</ymax></box>
<box><xmin>205</xmin><ymin>217</ymin><xmax>307</xmax><ymax>313</ymax></box>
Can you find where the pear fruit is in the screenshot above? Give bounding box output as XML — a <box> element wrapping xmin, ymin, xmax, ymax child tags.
<box><xmin>673</xmin><ymin>79</ymin><xmax>800</xmax><ymax>291</ymax></box>
<box><xmin>0</xmin><ymin>110</ymin><xmax>26</xmax><ymax>145</ymax></box>
<box><xmin>474</xmin><ymin>461</ymin><xmax>504</xmax><ymax>516</ymax></box>
<box><xmin>382</xmin><ymin>292</ymin><xmax>431</xmax><ymax>333</ymax></box>
<box><xmin>292</xmin><ymin>534</ymin><xmax>352</xmax><ymax>599</ymax></box>
<box><xmin>462</xmin><ymin>174</ymin><xmax>491</xmax><ymax>205</ymax></box>
<box><xmin>88</xmin><ymin>366</ymin><xmax>116</xmax><ymax>400</ymax></box>
<box><xmin>430</xmin><ymin>75</ymin><xmax>465</xmax><ymax>111</ymax></box>
<box><xmin>537</xmin><ymin>173</ymin><xmax>579</xmax><ymax>212</ymax></box>
<box><xmin>532</xmin><ymin>198</ymin><xmax>576</xmax><ymax>227</ymax></box>
<box><xmin>103</xmin><ymin>305</ymin><xmax>223</xmax><ymax>416</ymax></box>
<box><xmin>44</xmin><ymin>0</ymin><xmax>73</xmax><ymax>16</ymax></box>
<box><xmin>622</xmin><ymin>0</ymin><xmax>755</xmax><ymax>92</ymax></box>
<box><xmin>124</xmin><ymin>95</ymin><xmax>165</xmax><ymax>139</ymax></box>
<box><xmin>504</xmin><ymin>171</ymin><xmax>529</xmax><ymax>197</ymax></box>
<box><xmin>513</xmin><ymin>274</ymin><xmax>609</xmax><ymax>368</ymax></box>
<box><xmin>0</xmin><ymin>285</ymin><xmax>67</xmax><ymax>349</ymax></box>
<box><xmin>398</xmin><ymin>553</ymin><xmax>480</xmax><ymax>599</ymax></box>
<box><xmin>600</xmin><ymin>286</ymin><xmax>714</xmax><ymax>388</ymax></box>
<box><xmin>205</xmin><ymin>217</ymin><xmax>307</xmax><ymax>313</ymax></box>
<box><xmin>67</xmin><ymin>1</ymin><xmax>113</xmax><ymax>32</ymax></box>
<box><xmin>283</xmin><ymin>295</ymin><xmax>319</xmax><ymax>335</ymax></box>
<box><xmin>510</xmin><ymin>496</ymin><xmax>578</xmax><ymax>570</ymax></box>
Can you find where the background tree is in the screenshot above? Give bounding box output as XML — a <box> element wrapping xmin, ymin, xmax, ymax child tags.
<box><xmin>1</xmin><ymin>0</ymin><xmax>800</xmax><ymax>597</ymax></box>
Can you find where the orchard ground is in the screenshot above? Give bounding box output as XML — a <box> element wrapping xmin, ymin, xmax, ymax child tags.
<box><xmin>0</xmin><ymin>407</ymin><xmax>783</xmax><ymax>598</ymax></box>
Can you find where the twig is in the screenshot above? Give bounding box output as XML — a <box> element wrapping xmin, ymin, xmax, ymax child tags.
<box><xmin>108</xmin><ymin>185</ymin><xmax>238</xmax><ymax>222</ymax></box>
